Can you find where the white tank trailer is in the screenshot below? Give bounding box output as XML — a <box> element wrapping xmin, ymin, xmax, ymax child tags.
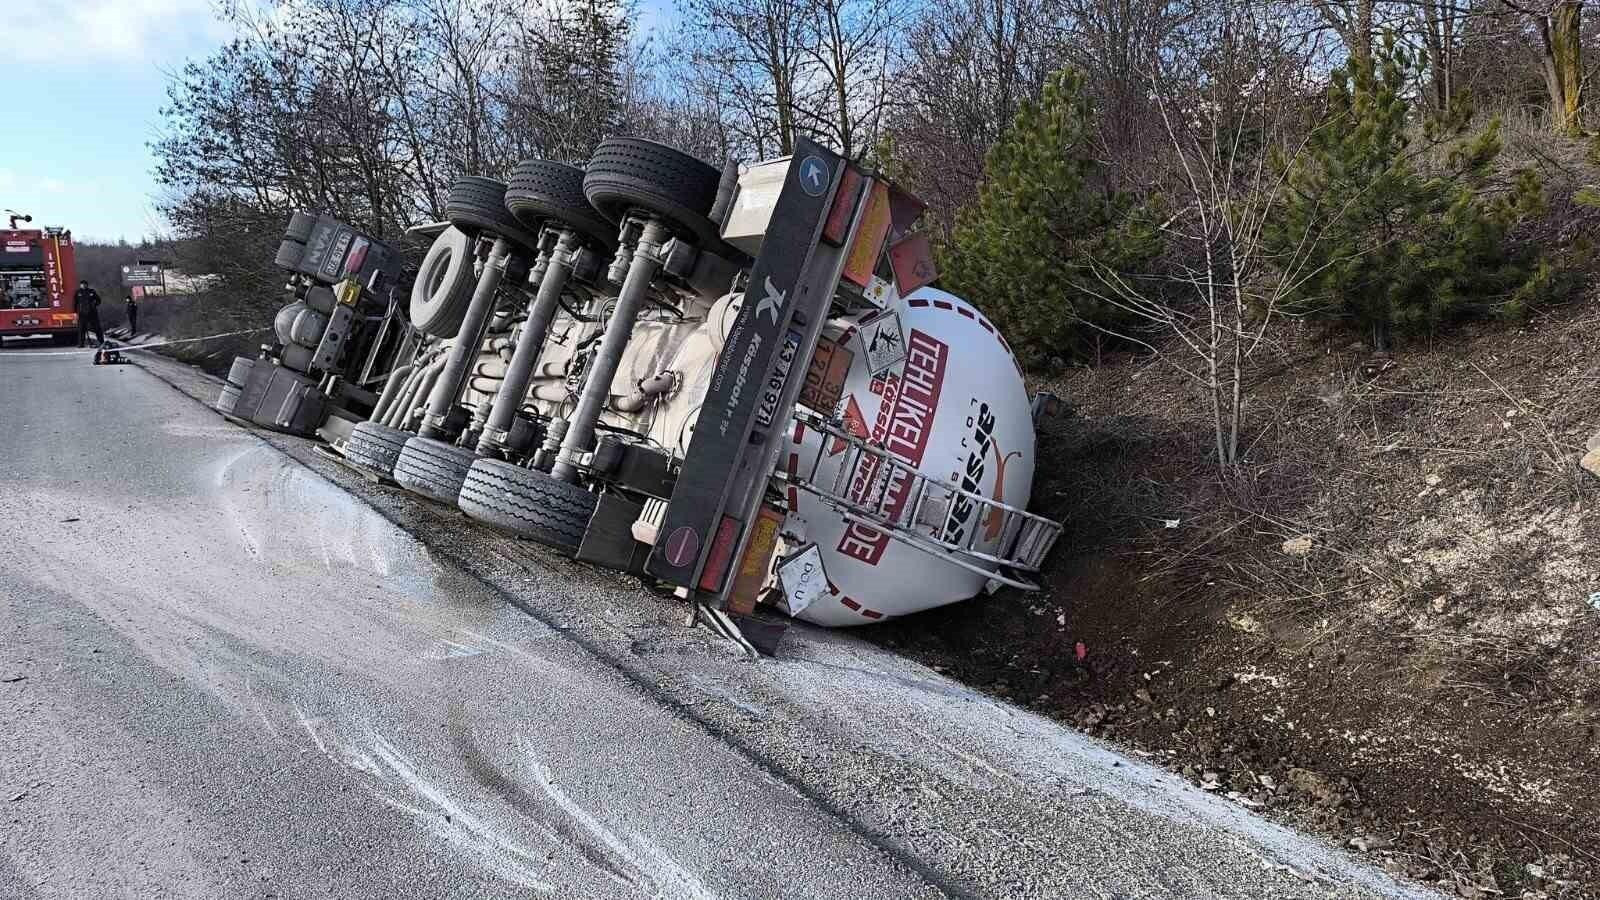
<box><xmin>240</xmin><ymin>138</ymin><xmax>1062</xmax><ymax>635</ymax></box>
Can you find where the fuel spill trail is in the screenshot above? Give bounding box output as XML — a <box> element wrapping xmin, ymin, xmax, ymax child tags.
<box><xmin>0</xmin><ymin>348</ymin><xmax>1434</xmax><ymax>899</ymax></box>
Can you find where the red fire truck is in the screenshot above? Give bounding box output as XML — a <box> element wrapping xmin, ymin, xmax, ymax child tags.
<box><xmin>0</xmin><ymin>212</ymin><xmax>79</xmax><ymax>346</ymax></box>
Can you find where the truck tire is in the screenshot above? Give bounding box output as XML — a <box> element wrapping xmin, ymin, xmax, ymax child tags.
<box><xmin>216</xmin><ymin>383</ymin><xmax>241</xmax><ymax>415</ymax></box>
<box><xmin>274</xmin><ymin>238</ymin><xmax>306</xmax><ymax>270</ymax></box>
<box><xmin>506</xmin><ymin>160</ymin><xmax>617</xmax><ymax>250</ymax></box>
<box><xmin>447</xmin><ymin>176</ymin><xmax>537</xmax><ymax>251</ymax></box>
<box><xmin>408</xmin><ymin>227</ymin><xmax>475</xmax><ymax>339</ymax></box>
<box><xmin>583</xmin><ymin>138</ymin><xmax>722</xmax><ymax>247</ymax></box>
<box><xmin>344</xmin><ymin>421</ymin><xmax>412</xmax><ymax>475</ymax></box>
<box><xmin>394</xmin><ymin>436</ymin><xmax>479</xmax><ymax>504</ymax></box>
<box><xmin>284</xmin><ymin>211</ymin><xmax>316</xmax><ymax>242</ymax></box>
<box><xmin>458</xmin><ymin>458</ymin><xmax>597</xmax><ymax>553</ymax></box>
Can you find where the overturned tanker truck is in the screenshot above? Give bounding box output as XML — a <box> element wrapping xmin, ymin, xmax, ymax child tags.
<box><xmin>219</xmin><ymin>136</ymin><xmax>1063</xmax><ymax>633</ymax></box>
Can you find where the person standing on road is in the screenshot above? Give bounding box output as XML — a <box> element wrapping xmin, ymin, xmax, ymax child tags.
<box><xmin>75</xmin><ymin>280</ymin><xmax>104</xmax><ymax>348</ymax></box>
<box><xmin>124</xmin><ymin>294</ymin><xmax>138</xmax><ymax>336</ymax></box>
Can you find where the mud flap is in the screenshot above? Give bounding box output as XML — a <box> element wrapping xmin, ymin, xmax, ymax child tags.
<box><xmin>576</xmin><ymin>493</ymin><xmax>651</xmax><ymax>575</ymax></box>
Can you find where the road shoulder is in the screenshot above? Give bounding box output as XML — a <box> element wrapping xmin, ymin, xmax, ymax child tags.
<box><xmin>127</xmin><ymin>351</ymin><xmax>1436</xmax><ymax>899</ymax></box>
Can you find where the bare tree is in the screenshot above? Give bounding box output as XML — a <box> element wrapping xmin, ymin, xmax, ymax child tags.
<box><xmin>1056</xmin><ymin>0</ymin><xmax>1189</xmax><ymax>183</ymax></box>
<box><xmin>885</xmin><ymin>0</ymin><xmax>1068</xmax><ymax>230</ymax></box>
<box><xmin>796</xmin><ymin>0</ymin><xmax>902</xmax><ymax>158</ymax></box>
<box><xmin>677</xmin><ymin>0</ymin><xmax>811</xmax><ymax>156</ymax></box>
<box><xmin>504</xmin><ymin>0</ymin><xmax>633</xmax><ymax>162</ymax></box>
<box><xmin>1079</xmin><ymin>2</ymin><xmax>1331</xmax><ymax>471</ymax></box>
<box><xmin>1508</xmin><ymin>0</ymin><xmax>1587</xmax><ymax>133</ymax></box>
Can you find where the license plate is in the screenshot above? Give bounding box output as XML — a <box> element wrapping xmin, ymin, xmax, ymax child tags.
<box><xmin>755</xmin><ymin>329</ymin><xmax>802</xmax><ymax>427</ymax></box>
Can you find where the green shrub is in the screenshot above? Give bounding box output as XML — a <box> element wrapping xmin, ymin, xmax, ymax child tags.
<box><xmin>1264</xmin><ymin>36</ymin><xmax>1557</xmax><ymax>347</ymax></box>
<box><xmin>939</xmin><ymin>69</ymin><xmax>1160</xmax><ymax>366</ymax></box>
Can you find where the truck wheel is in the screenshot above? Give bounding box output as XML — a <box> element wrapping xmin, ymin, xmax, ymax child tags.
<box><xmin>458</xmin><ymin>458</ymin><xmax>597</xmax><ymax>553</ymax></box>
<box><xmin>447</xmin><ymin>176</ymin><xmax>538</xmax><ymax>251</ymax></box>
<box><xmin>216</xmin><ymin>383</ymin><xmax>241</xmax><ymax>415</ymax></box>
<box><xmin>583</xmin><ymin>138</ymin><xmax>722</xmax><ymax>248</ymax></box>
<box><xmin>506</xmin><ymin>160</ymin><xmax>617</xmax><ymax>250</ymax></box>
<box><xmin>284</xmin><ymin>211</ymin><xmax>316</xmax><ymax>242</ymax></box>
<box><xmin>394</xmin><ymin>436</ymin><xmax>479</xmax><ymax>504</ymax></box>
<box><xmin>344</xmin><ymin>421</ymin><xmax>412</xmax><ymax>476</ymax></box>
<box><xmin>408</xmin><ymin>227</ymin><xmax>475</xmax><ymax>339</ymax></box>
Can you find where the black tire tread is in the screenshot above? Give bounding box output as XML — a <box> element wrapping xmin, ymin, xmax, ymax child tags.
<box><xmin>408</xmin><ymin>227</ymin><xmax>474</xmax><ymax>339</ymax></box>
<box><xmin>345</xmin><ymin>422</ymin><xmax>412</xmax><ymax>475</ymax></box>
<box><xmin>447</xmin><ymin>176</ymin><xmax>538</xmax><ymax>250</ymax></box>
<box><xmin>506</xmin><ymin>160</ymin><xmax>617</xmax><ymax>250</ymax></box>
<box><xmin>458</xmin><ymin>459</ymin><xmax>596</xmax><ymax>552</ymax></box>
<box><xmin>394</xmin><ymin>436</ymin><xmax>479</xmax><ymax>504</ymax></box>
<box><xmin>583</xmin><ymin>138</ymin><xmax>722</xmax><ymax>247</ymax></box>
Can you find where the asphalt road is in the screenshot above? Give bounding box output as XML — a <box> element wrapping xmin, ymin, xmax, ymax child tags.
<box><xmin>0</xmin><ymin>343</ymin><xmax>1435</xmax><ymax>899</ymax></box>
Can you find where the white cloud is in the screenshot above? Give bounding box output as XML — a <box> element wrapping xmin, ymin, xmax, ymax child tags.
<box><xmin>8</xmin><ymin>0</ymin><xmax>231</xmax><ymax>63</ymax></box>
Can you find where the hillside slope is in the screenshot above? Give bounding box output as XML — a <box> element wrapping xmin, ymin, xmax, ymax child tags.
<box><xmin>871</xmin><ymin>300</ymin><xmax>1600</xmax><ymax>898</ymax></box>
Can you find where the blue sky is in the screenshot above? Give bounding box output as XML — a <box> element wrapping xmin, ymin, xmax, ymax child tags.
<box><xmin>6</xmin><ymin>1</ymin><xmax>678</xmax><ymax>244</ymax></box>
<box><xmin>2</xmin><ymin>1</ymin><xmax>232</xmax><ymax>243</ymax></box>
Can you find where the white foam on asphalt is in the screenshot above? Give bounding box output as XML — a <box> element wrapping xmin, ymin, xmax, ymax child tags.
<box><xmin>525</xmin><ymin>751</ymin><xmax>718</xmax><ymax>900</ymax></box>
<box><xmin>369</xmin><ymin>732</ymin><xmax>553</xmax><ymax>892</ymax></box>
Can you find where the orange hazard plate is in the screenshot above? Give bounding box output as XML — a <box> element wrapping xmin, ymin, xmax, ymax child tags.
<box><xmin>841</xmin><ymin>182</ymin><xmax>891</xmax><ymax>288</ymax></box>
<box><xmin>727</xmin><ymin>506</ymin><xmax>784</xmax><ymax>615</ymax></box>
<box><xmin>800</xmin><ymin>336</ymin><xmax>852</xmax><ymax>413</ymax></box>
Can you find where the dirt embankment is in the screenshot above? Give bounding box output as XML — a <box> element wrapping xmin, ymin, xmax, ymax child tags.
<box><xmin>870</xmin><ymin>301</ymin><xmax>1600</xmax><ymax>898</ymax></box>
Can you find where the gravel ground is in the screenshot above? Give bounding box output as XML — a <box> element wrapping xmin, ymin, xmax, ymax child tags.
<box><xmin>0</xmin><ymin>343</ymin><xmax>1436</xmax><ymax>899</ymax></box>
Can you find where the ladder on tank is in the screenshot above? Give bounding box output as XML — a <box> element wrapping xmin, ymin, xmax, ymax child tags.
<box><xmin>779</xmin><ymin>410</ymin><xmax>1063</xmax><ymax>591</ymax></box>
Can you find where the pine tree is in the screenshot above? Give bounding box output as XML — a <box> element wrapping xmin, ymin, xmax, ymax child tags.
<box><xmin>1264</xmin><ymin>35</ymin><xmax>1556</xmax><ymax>347</ymax></box>
<box><xmin>939</xmin><ymin>69</ymin><xmax>1160</xmax><ymax>366</ymax></box>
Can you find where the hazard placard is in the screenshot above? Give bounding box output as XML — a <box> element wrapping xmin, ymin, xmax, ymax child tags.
<box><xmin>857</xmin><ymin>311</ymin><xmax>906</xmax><ymax>377</ymax></box>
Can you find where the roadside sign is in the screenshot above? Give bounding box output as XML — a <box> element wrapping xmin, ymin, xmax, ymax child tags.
<box><xmin>121</xmin><ymin>264</ymin><xmax>163</xmax><ymax>287</ymax></box>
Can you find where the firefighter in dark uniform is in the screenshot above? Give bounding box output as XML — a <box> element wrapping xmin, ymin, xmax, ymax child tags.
<box><xmin>75</xmin><ymin>280</ymin><xmax>104</xmax><ymax>347</ymax></box>
<box><xmin>124</xmin><ymin>294</ymin><xmax>138</xmax><ymax>336</ymax></box>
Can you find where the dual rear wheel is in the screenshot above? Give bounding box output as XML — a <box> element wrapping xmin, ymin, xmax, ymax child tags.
<box><xmin>388</xmin><ymin>141</ymin><xmax>728</xmax><ymax>551</ymax></box>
